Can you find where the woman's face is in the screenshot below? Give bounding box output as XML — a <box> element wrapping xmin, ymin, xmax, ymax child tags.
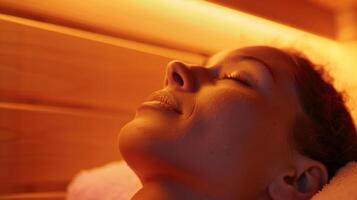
<box><xmin>119</xmin><ymin>46</ymin><xmax>302</xmax><ymax>199</ymax></box>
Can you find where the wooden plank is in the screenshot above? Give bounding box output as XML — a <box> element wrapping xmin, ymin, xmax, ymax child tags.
<box><xmin>0</xmin><ymin>0</ymin><xmax>216</xmax><ymax>54</ymax></box>
<box><xmin>0</xmin><ymin>192</ymin><xmax>65</xmax><ymax>200</ymax></box>
<box><xmin>0</xmin><ymin>14</ymin><xmax>203</xmax><ymax>113</ymax></box>
<box><xmin>310</xmin><ymin>0</ymin><xmax>357</xmax><ymax>11</ymax></box>
<box><xmin>0</xmin><ymin>16</ymin><xmax>162</xmax><ymax>112</ymax></box>
<box><xmin>208</xmin><ymin>0</ymin><xmax>337</xmax><ymax>39</ymax></box>
<box><xmin>0</xmin><ymin>0</ymin><xmax>338</xmax><ymax>55</ymax></box>
<box><xmin>0</xmin><ymin>1</ymin><xmax>213</xmax><ymax>55</ymax></box>
<box><xmin>0</xmin><ymin>104</ymin><xmax>129</xmax><ymax>194</ymax></box>
<box><xmin>0</xmin><ymin>13</ymin><xmax>204</xmax><ymax>195</ymax></box>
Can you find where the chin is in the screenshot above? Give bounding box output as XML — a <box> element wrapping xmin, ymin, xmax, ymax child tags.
<box><xmin>118</xmin><ymin>116</ymin><xmax>180</xmax><ymax>180</ymax></box>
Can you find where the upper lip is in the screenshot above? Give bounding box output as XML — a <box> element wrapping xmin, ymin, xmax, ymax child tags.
<box><xmin>145</xmin><ymin>90</ymin><xmax>182</xmax><ymax>114</ymax></box>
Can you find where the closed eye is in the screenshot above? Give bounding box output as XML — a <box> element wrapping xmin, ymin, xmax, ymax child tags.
<box><xmin>220</xmin><ymin>73</ymin><xmax>252</xmax><ymax>87</ymax></box>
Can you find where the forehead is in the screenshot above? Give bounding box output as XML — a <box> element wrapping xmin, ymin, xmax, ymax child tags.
<box><xmin>206</xmin><ymin>46</ymin><xmax>297</xmax><ymax>79</ymax></box>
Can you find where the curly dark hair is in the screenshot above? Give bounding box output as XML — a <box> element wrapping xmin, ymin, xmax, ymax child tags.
<box><xmin>286</xmin><ymin>49</ymin><xmax>357</xmax><ymax>180</ymax></box>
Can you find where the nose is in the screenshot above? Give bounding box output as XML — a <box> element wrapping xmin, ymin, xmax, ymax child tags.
<box><xmin>165</xmin><ymin>60</ymin><xmax>196</xmax><ymax>92</ymax></box>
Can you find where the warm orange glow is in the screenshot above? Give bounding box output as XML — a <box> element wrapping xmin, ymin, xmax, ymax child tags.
<box><xmin>332</xmin><ymin>44</ymin><xmax>357</xmax><ymax>119</ymax></box>
<box><xmin>1</xmin><ymin>1</ymin><xmax>357</xmax><ymax>194</ymax></box>
<box><xmin>0</xmin><ymin>0</ymin><xmax>355</xmax><ymax>111</ymax></box>
<box><xmin>0</xmin><ymin>0</ymin><xmax>343</xmax><ymax>56</ymax></box>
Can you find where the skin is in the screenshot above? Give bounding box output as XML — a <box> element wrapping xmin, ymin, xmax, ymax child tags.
<box><xmin>119</xmin><ymin>46</ymin><xmax>307</xmax><ymax>200</ymax></box>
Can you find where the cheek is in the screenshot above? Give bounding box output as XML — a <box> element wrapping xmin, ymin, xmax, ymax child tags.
<box><xmin>194</xmin><ymin>86</ymin><xmax>267</xmax><ymax>138</ymax></box>
<box><xmin>184</xmin><ymin>87</ymin><xmax>271</xmax><ymax>169</ymax></box>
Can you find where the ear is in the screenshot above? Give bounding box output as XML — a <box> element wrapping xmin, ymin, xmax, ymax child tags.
<box><xmin>268</xmin><ymin>154</ymin><xmax>328</xmax><ymax>200</ymax></box>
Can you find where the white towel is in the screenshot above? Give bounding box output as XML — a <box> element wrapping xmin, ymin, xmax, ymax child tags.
<box><xmin>67</xmin><ymin>161</ymin><xmax>357</xmax><ymax>200</ymax></box>
<box><xmin>312</xmin><ymin>162</ymin><xmax>357</xmax><ymax>200</ymax></box>
<box><xmin>67</xmin><ymin>161</ymin><xmax>141</xmax><ymax>200</ymax></box>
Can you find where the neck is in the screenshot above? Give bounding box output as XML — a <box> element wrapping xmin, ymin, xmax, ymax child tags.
<box><xmin>131</xmin><ymin>179</ymin><xmax>213</xmax><ymax>200</ymax></box>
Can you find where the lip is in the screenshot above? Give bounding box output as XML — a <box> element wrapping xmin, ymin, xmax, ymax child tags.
<box><xmin>138</xmin><ymin>90</ymin><xmax>182</xmax><ymax>114</ymax></box>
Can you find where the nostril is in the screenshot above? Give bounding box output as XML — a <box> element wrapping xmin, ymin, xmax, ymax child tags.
<box><xmin>172</xmin><ymin>72</ymin><xmax>184</xmax><ymax>86</ymax></box>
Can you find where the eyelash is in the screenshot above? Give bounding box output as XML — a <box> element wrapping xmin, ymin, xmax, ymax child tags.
<box><xmin>220</xmin><ymin>73</ymin><xmax>252</xmax><ymax>87</ymax></box>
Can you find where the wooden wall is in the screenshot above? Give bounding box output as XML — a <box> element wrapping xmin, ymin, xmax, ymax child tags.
<box><xmin>0</xmin><ymin>13</ymin><xmax>203</xmax><ymax>199</ymax></box>
<box><xmin>0</xmin><ymin>1</ymin><xmax>354</xmax><ymax>200</ymax></box>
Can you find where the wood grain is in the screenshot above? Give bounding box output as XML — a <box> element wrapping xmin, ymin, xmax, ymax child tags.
<box><xmin>0</xmin><ymin>192</ymin><xmax>65</xmax><ymax>200</ymax></box>
<box><xmin>0</xmin><ymin>13</ymin><xmax>204</xmax><ymax>195</ymax></box>
<box><xmin>0</xmin><ymin>16</ymin><xmax>167</xmax><ymax>112</ymax></box>
<box><xmin>0</xmin><ymin>0</ymin><xmax>338</xmax><ymax>48</ymax></box>
<box><xmin>209</xmin><ymin>0</ymin><xmax>336</xmax><ymax>38</ymax></box>
<box><xmin>0</xmin><ymin>104</ymin><xmax>127</xmax><ymax>194</ymax></box>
